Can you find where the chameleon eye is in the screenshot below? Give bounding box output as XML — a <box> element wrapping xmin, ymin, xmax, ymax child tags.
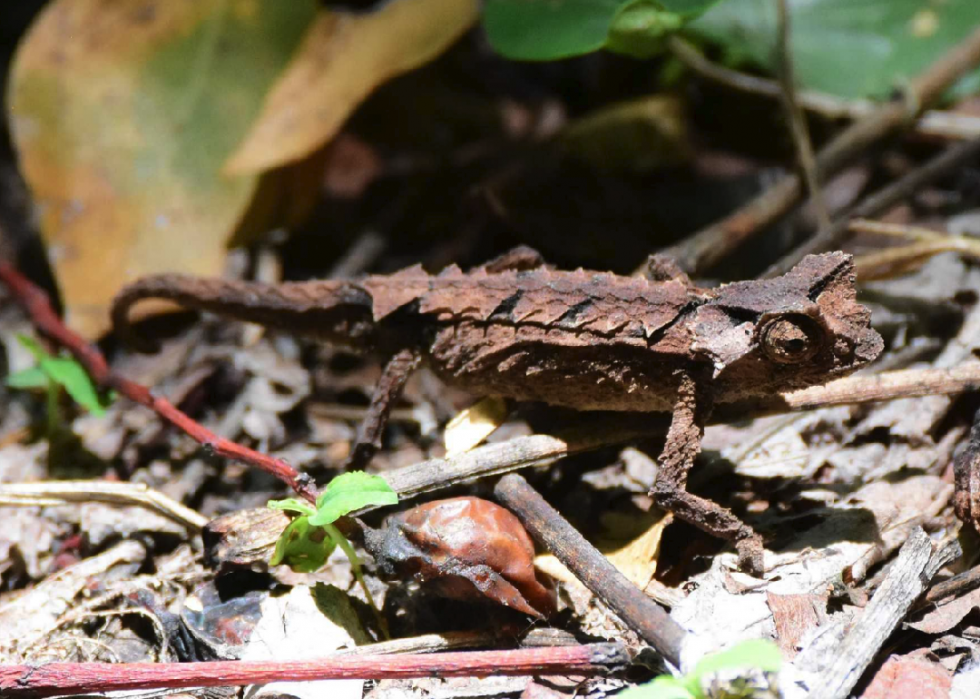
<box><xmin>760</xmin><ymin>314</ymin><xmax>823</xmax><ymax>364</ymax></box>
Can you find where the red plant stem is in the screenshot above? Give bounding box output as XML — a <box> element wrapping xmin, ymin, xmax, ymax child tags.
<box><xmin>0</xmin><ymin>645</ymin><xmax>625</xmax><ymax>698</ymax></box>
<box><xmin>0</xmin><ymin>261</ymin><xmax>317</xmax><ymax>504</ymax></box>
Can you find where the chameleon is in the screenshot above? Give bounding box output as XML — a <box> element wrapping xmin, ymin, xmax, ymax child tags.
<box><xmin>112</xmin><ymin>246</ymin><xmax>882</xmax><ymax>574</ymax></box>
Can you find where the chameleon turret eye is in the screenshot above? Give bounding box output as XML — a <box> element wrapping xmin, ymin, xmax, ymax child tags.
<box><xmin>760</xmin><ymin>314</ymin><xmax>823</xmax><ymax>364</ymax></box>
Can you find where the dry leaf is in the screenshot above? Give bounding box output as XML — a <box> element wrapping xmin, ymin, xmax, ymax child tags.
<box><xmin>534</xmin><ymin>510</ymin><xmax>671</xmax><ymax>590</ymax></box>
<box><xmin>443</xmin><ymin>396</ymin><xmax>509</xmax><ymax>456</ymax></box>
<box><xmin>224</xmin><ymin>0</ymin><xmax>478</xmax><ymax>175</ymax></box>
<box><xmin>370</xmin><ymin>497</ymin><xmax>556</xmax><ymax>618</ymax></box>
<box><xmin>602</xmin><ymin>511</ymin><xmax>671</xmax><ymax>589</ymax></box>
<box><xmin>860</xmin><ymin>653</ymin><xmax>951</xmax><ymax>699</ymax></box>
<box><xmin>7</xmin><ymin>0</ymin><xmax>317</xmax><ymax>337</ymax></box>
<box><xmin>908</xmin><ymin>587</ymin><xmax>980</xmax><ymax>635</ymax></box>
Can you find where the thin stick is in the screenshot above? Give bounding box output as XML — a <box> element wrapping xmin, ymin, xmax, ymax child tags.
<box><xmin>731</xmin><ymin>364</ymin><xmax>980</xmax><ymax>415</ymax></box>
<box><xmin>0</xmin><ymin>481</ymin><xmax>207</xmax><ymax>530</ymax></box>
<box><xmin>0</xmin><ymin>644</ymin><xmax>626</xmax><ymax>698</ymax></box>
<box><xmin>667</xmin><ymin>37</ymin><xmax>980</xmax><ymax>141</ymax></box>
<box><xmin>494</xmin><ymin>473</ymin><xmax>687</xmax><ymax>668</ymax></box>
<box><xmin>922</xmin><ymin>565</ymin><xmax>980</xmax><ymax>606</ymax></box>
<box><xmin>665</xmin><ymin>25</ymin><xmax>980</xmax><ymax>275</ymax></box>
<box><xmin>0</xmin><ymin>260</ymin><xmax>317</xmax><ymax>505</ymax></box>
<box><xmin>765</xmin><ymin>135</ymin><xmax>980</xmax><ymax>277</ymax></box>
<box><xmin>774</xmin><ymin>0</ymin><xmax>830</xmax><ymax>230</ymax></box>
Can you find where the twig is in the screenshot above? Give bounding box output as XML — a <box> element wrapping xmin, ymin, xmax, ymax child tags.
<box><xmin>668</xmin><ymin>37</ymin><xmax>980</xmax><ymax>141</ymax></box>
<box><xmin>765</xmin><ymin>135</ymin><xmax>980</xmax><ymax>277</ymax></box>
<box><xmin>0</xmin><ymin>481</ymin><xmax>208</xmax><ymax>530</ymax></box>
<box><xmin>803</xmin><ymin>529</ymin><xmax>959</xmax><ymax>699</ymax></box>
<box><xmin>0</xmin><ymin>260</ymin><xmax>317</xmax><ymax>505</ymax></box>
<box><xmin>380</xmin><ymin>419</ymin><xmax>666</xmax><ymax>503</ymax></box>
<box><xmin>494</xmin><ymin>473</ymin><xmax>686</xmax><ymax>668</ymax></box>
<box><xmin>0</xmin><ymin>644</ymin><xmax>627</xmax><ymax>698</ymax></box>
<box><xmin>774</xmin><ymin>0</ymin><xmax>830</xmax><ymax>230</ymax></box>
<box><xmin>730</xmin><ymin>364</ymin><xmax>980</xmax><ymax>415</ymax></box>
<box><xmin>954</xmin><ymin>406</ymin><xmax>980</xmax><ymax>534</ymax></box>
<box><xmin>850</xmin><ymin>217</ymin><xmax>980</xmax><ymax>280</ymax></box>
<box><xmin>922</xmin><ymin>564</ymin><xmax>980</xmax><ymax>606</ymax></box>
<box><xmin>665</xmin><ymin>26</ymin><xmax>980</xmax><ymax>275</ymax></box>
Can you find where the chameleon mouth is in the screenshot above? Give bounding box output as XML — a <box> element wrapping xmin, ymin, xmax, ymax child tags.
<box><xmin>852</xmin><ymin>323</ymin><xmax>884</xmax><ymax>366</ymax></box>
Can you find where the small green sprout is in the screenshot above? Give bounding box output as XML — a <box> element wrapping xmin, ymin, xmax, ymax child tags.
<box><xmin>619</xmin><ymin>640</ymin><xmax>782</xmax><ymax>699</ymax></box>
<box><xmin>268</xmin><ymin>471</ymin><xmax>399</xmax><ymax>637</ymax></box>
<box><xmin>6</xmin><ymin>335</ymin><xmax>111</xmax><ymax>438</ymax></box>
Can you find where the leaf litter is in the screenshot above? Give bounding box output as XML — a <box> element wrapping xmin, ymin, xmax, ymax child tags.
<box><xmin>3</xmin><ymin>3</ymin><xmax>980</xmax><ymax>698</ymax></box>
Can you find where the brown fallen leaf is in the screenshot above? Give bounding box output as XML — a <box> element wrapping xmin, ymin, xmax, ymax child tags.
<box><xmin>909</xmin><ymin>586</ymin><xmax>980</xmax><ymax>635</ymax></box>
<box><xmin>766</xmin><ymin>592</ymin><xmax>824</xmax><ymax>657</ymax></box>
<box><xmin>7</xmin><ymin>0</ymin><xmax>317</xmax><ymax>337</ymax></box>
<box><xmin>224</xmin><ymin>0</ymin><xmax>478</xmax><ymax>175</ymax></box>
<box><xmin>367</xmin><ymin>496</ymin><xmax>556</xmax><ymax>618</ymax></box>
<box><xmin>860</xmin><ymin>653</ymin><xmax>951</xmax><ymax>699</ymax></box>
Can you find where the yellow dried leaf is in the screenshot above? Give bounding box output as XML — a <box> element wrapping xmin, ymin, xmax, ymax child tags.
<box><xmin>7</xmin><ymin>0</ymin><xmax>316</xmax><ymax>337</ymax></box>
<box><xmin>603</xmin><ymin>511</ymin><xmax>672</xmax><ymax>589</ymax></box>
<box><xmin>534</xmin><ymin>511</ymin><xmax>671</xmax><ymax>590</ymax></box>
<box><xmin>444</xmin><ymin>396</ymin><xmax>509</xmax><ymax>457</ymax></box>
<box><xmin>224</xmin><ymin>0</ymin><xmax>478</xmax><ymax>175</ymax></box>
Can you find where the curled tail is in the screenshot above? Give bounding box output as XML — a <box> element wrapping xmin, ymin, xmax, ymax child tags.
<box><xmin>111</xmin><ymin>274</ymin><xmax>377</xmax><ymax>352</ymax></box>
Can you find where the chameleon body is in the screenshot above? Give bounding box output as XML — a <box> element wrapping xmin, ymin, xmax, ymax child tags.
<box><xmin>112</xmin><ymin>248</ymin><xmax>882</xmax><ymax>574</ymax></box>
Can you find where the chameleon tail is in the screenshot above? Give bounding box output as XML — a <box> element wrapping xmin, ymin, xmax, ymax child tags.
<box><xmin>111</xmin><ymin>275</ymin><xmax>377</xmax><ymax>353</ymax></box>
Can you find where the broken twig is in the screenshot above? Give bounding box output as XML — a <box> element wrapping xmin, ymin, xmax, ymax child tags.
<box><xmin>803</xmin><ymin>529</ymin><xmax>959</xmax><ymax>699</ymax></box>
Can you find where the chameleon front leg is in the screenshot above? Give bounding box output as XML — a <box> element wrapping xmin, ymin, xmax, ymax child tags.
<box><xmin>650</xmin><ymin>372</ymin><xmax>765</xmax><ymax>575</ymax></box>
<box><xmin>345</xmin><ymin>348</ymin><xmax>423</xmax><ymax>470</ymax></box>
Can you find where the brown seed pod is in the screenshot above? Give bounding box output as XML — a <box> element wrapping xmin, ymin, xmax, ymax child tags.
<box><xmin>367</xmin><ymin>496</ymin><xmax>556</xmax><ymax>618</ymax></box>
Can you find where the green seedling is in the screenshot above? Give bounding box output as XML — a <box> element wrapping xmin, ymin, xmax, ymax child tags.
<box><xmin>6</xmin><ymin>334</ymin><xmax>110</xmax><ymax>438</ymax></box>
<box><xmin>619</xmin><ymin>639</ymin><xmax>782</xmax><ymax>699</ymax></box>
<box><xmin>268</xmin><ymin>471</ymin><xmax>399</xmax><ymax>637</ymax></box>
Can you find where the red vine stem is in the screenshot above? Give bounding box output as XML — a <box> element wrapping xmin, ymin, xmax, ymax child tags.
<box><xmin>0</xmin><ymin>261</ymin><xmax>318</xmax><ymax>504</ymax></box>
<box><xmin>0</xmin><ymin>644</ymin><xmax>625</xmax><ymax>698</ymax></box>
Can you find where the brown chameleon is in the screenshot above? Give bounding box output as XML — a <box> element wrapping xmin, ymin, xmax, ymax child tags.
<box><xmin>112</xmin><ymin>247</ymin><xmax>882</xmax><ymax>573</ymax></box>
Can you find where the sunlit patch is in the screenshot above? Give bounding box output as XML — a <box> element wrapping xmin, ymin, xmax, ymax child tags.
<box><xmin>909</xmin><ymin>10</ymin><xmax>939</xmax><ymax>38</ymax></box>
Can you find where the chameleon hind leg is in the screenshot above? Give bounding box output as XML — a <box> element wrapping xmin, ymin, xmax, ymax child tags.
<box><xmin>650</xmin><ymin>372</ymin><xmax>765</xmax><ymax>575</ymax></box>
<box><xmin>345</xmin><ymin>348</ymin><xmax>422</xmax><ymax>470</ymax></box>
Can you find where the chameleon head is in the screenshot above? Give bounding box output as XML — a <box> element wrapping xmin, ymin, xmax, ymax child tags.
<box><xmin>693</xmin><ymin>252</ymin><xmax>883</xmax><ymax>402</ymax></box>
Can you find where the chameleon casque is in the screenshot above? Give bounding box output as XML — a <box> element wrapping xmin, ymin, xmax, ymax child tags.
<box><xmin>112</xmin><ymin>247</ymin><xmax>882</xmax><ymax>574</ymax></box>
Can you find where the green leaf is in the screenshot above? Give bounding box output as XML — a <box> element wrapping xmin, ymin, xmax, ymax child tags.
<box><xmin>607</xmin><ymin>1</ymin><xmax>685</xmax><ymax>58</ymax></box>
<box><xmin>41</xmin><ymin>358</ymin><xmax>106</xmax><ymax>416</ymax></box>
<box><xmin>8</xmin><ymin>0</ymin><xmax>319</xmax><ymax>338</ymax></box>
<box><xmin>688</xmin><ymin>639</ymin><xmax>782</xmax><ymax>691</ymax></box>
<box><xmin>15</xmin><ymin>334</ymin><xmax>49</xmax><ymax>363</ymax></box>
<box><xmin>13</xmin><ymin>335</ymin><xmax>107</xmax><ymax>416</ymax></box>
<box><xmin>270</xmin><ymin>515</ymin><xmax>336</xmax><ymax>573</ymax></box>
<box><xmin>6</xmin><ymin>366</ymin><xmax>51</xmax><ymax>390</ymax></box>
<box><xmin>616</xmin><ymin>676</ymin><xmax>694</xmax><ymax>699</ymax></box>
<box><xmin>310</xmin><ymin>471</ymin><xmax>398</xmax><ymax>526</ymax></box>
<box><xmin>689</xmin><ymin>0</ymin><xmax>980</xmax><ymax>100</ymax></box>
<box><xmin>483</xmin><ymin>0</ymin><xmax>723</xmax><ymax>60</ymax></box>
<box><xmin>268</xmin><ymin>498</ymin><xmax>317</xmax><ymax>517</ymax></box>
